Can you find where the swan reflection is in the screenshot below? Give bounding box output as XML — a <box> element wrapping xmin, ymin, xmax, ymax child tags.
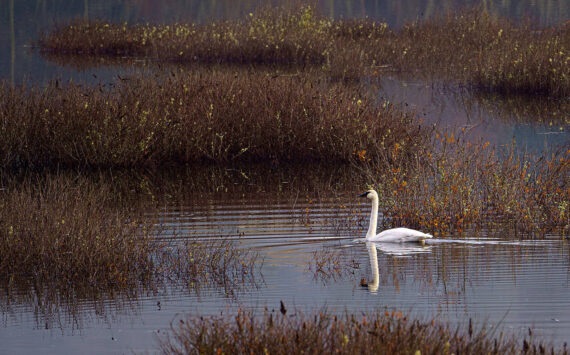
<box><xmin>362</xmin><ymin>241</ymin><xmax>432</xmax><ymax>293</ymax></box>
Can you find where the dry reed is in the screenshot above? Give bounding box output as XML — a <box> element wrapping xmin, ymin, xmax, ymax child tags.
<box><xmin>159</xmin><ymin>309</ymin><xmax>562</xmax><ymax>354</ymax></box>
<box><xmin>0</xmin><ymin>70</ymin><xmax>424</xmax><ymax>169</ymax></box>
<box><xmin>365</xmin><ymin>135</ymin><xmax>569</xmax><ymax>236</ymax></box>
<box><xmin>0</xmin><ymin>174</ymin><xmax>261</xmax><ymax>293</ymax></box>
<box><xmin>38</xmin><ymin>7</ymin><xmax>570</xmax><ymax>96</ymax></box>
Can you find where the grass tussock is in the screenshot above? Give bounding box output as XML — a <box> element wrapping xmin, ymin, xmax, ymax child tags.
<box><xmin>159</xmin><ymin>309</ymin><xmax>562</xmax><ymax>355</ymax></box>
<box><xmin>0</xmin><ymin>70</ymin><xmax>424</xmax><ymax>169</ymax></box>
<box><xmin>39</xmin><ymin>7</ymin><xmax>570</xmax><ymax>96</ymax></box>
<box><xmin>367</xmin><ymin>136</ymin><xmax>569</xmax><ymax>236</ymax></box>
<box><xmin>307</xmin><ymin>248</ymin><xmax>360</xmax><ymax>281</ymax></box>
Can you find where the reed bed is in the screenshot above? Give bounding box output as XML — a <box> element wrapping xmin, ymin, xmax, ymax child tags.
<box><xmin>39</xmin><ymin>7</ymin><xmax>570</xmax><ymax>96</ymax></box>
<box><xmin>377</xmin><ymin>10</ymin><xmax>570</xmax><ymax>97</ymax></box>
<box><xmin>0</xmin><ymin>70</ymin><xmax>424</xmax><ymax>169</ymax></box>
<box><xmin>468</xmin><ymin>90</ymin><xmax>570</xmax><ymax>124</ymax></box>
<box><xmin>159</xmin><ymin>238</ymin><xmax>262</xmax><ymax>297</ymax></box>
<box><xmin>0</xmin><ymin>174</ymin><xmax>261</xmax><ymax>293</ymax></box>
<box><xmin>365</xmin><ymin>136</ymin><xmax>569</xmax><ymax>236</ymax></box>
<box><xmin>0</xmin><ymin>175</ymin><xmax>155</xmax><ymax>288</ymax></box>
<box><xmin>39</xmin><ymin>7</ymin><xmax>332</xmax><ymax>65</ymax></box>
<box><xmin>159</xmin><ymin>309</ymin><xmax>562</xmax><ymax>354</ymax></box>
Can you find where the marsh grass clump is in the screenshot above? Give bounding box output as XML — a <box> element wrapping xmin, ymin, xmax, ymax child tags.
<box><xmin>470</xmin><ymin>91</ymin><xmax>570</xmax><ymax>124</ymax></box>
<box><xmin>0</xmin><ymin>174</ymin><xmax>263</xmax><ymax>291</ymax></box>
<box><xmin>159</xmin><ymin>310</ymin><xmax>561</xmax><ymax>354</ymax></box>
<box><xmin>39</xmin><ymin>7</ymin><xmax>569</xmax><ymax>96</ymax></box>
<box><xmin>0</xmin><ymin>175</ymin><xmax>156</xmax><ymax>288</ymax></box>
<box><xmin>307</xmin><ymin>248</ymin><xmax>360</xmax><ymax>281</ymax></box>
<box><xmin>382</xmin><ymin>10</ymin><xmax>570</xmax><ymax>97</ymax></box>
<box><xmin>39</xmin><ymin>6</ymin><xmax>333</xmax><ymax>66</ymax></box>
<box><xmin>367</xmin><ymin>136</ymin><xmax>569</xmax><ymax>236</ymax></box>
<box><xmin>0</xmin><ymin>70</ymin><xmax>424</xmax><ymax>169</ymax></box>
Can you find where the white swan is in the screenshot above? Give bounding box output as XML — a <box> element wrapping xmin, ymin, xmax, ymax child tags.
<box><xmin>359</xmin><ymin>190</ymin><xmax>432</xmax><ymax>243</ymax></box>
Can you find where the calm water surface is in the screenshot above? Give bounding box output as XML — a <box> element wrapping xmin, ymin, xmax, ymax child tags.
<box><xmin>1</xmin><ymin>191</ymin><xmax>569</xmax><ymax>353</ymax></box>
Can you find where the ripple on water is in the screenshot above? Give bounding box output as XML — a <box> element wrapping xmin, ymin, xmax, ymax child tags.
<box><xmin>1</xmin><ymin>190</ymin><xmax>569</xmax><ymax>353</ymax></box>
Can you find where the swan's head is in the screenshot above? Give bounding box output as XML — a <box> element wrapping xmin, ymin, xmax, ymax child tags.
<box><xmin>359</xmin><ymin>189</ymin><xmax>378</xmax><ymax>201</ymax></box>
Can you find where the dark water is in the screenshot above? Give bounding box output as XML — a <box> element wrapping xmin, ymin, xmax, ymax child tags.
<box><xmin>0</xmin><ymin>1</ymin><xmax>569</xmax><ymax>353</ymax></box>
<box><xmin>1</xmin><ymin>191</ymin><xmax>569</xmax><ymax>353</ymax></box>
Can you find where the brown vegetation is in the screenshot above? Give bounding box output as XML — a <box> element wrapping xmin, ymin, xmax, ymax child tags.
<box><xmin>39</xmin><ymin>7</ymin><xmax>570</xmax><ymax>96</ymax></box>
<box><xmin>0</xmin><ymin>174</ymin><xmax>261</xmax><ymax>292</ymax></box>
<box><xmin>0</xmin><ymin>175</ymin><xmax>155</xmax><ymax>288</ymax></box>
<box><xmin>366</xmin><ymin>135</ymin><xmax>569</xmax><ymax>236</ymax></box>
<box><xmin>0</xmin><ymin>70</ymin><xmax>424</xmax><ymax>169</ymax></box>
<box><xmin>159</xmin><ymin>309</ymin><xmax>562</xmax><ymax>354</ymax></box>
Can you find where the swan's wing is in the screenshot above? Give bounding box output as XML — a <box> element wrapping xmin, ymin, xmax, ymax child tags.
<box><xmin>370</xmin><ymin>227</ymin><xmax>432</xmax><ymax>243</ymax></box>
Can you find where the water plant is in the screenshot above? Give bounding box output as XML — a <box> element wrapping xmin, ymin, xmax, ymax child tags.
<box><xmin>0</xmin><ymin>174</ymin><xmax>155</xmax><ymax>288</ymax></box>
<box><xmin>0</xmin><ymin>69</ymin><xmax>424</xmax><ymax>169</ymax></box>
<box><xmin>0</xmin><ymin>173</ymin><xmax>261</xmax><ymax>298</ymax></box>
<box><xmin>159</xmin><ymin>309</ymin><xmax>563</xmax><ymax>354</ymax></box>
<box><xmin>38</xmin><ymin>6</ymin><xmax>570</xmax><ymax>97</ymax></box>
<box><xmin>365</xmin><ymin>135</ymin><xmax>569</xmax><ymax>236</ymax></box>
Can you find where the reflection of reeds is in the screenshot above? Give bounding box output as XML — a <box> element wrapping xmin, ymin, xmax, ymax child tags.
<box><xmin>0</xmin><ymin>70</ymin><xmax>424</xmax><ymax>169</ymax></box>
<box><xmin>470</xmin><ymin>90</ymin><xmax>570</xmax><ymax>124</ymax></box>
<box><xmin>307</xmin><ymin>248</ymin><xmax>360</xmax><ymax>281</ymax></box>
<box><xmin>159</xmin><ymin>309</ymin><xmax>560</xmax><ymax>354</ymax></box>
<box><xmin>158</xmin><ymin>238</ymin><xmax>262</xmax><ymax>298</ymax></box>
<box><xmin>39</xmin><ymin>6</ymin><xmax>570</xmax><ymax>97</ymax></box>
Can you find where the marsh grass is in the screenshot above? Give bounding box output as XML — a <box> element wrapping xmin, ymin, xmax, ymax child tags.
<box><xmin>0</xmin><ymin>174</ymin><xmax>155</xmax><ymax>288</ymax></box>
<box><xmin>0</xmin><ymin>174</ymin><xmax>261</xmax><ymax>295</ymax></box>
<box><xmin>0</xmin><ymin>70</ymin><xmax>424</xmax><ymax>169</ymax></box>
<box><xmin>39</xmin><ymin>7</ymin><xmax>332</xmax><ymax>65</ymax></box>
<box><xmin>470</xmin><ymin>91</ymin><xmax>570</xmax><ymax>124</ymax></box>
<box><xmin>365</xmin><ymin>135</ymin><xmax>569</xmax><ymax>236</ymax></box>
<box><xmin>39</xmin><ymin>7</ymin><xmax>569</xmax><ymax>96</ymax></box>
<box><xmin>378</xmin><ymin>10</ymin><xmax>570</xmax><ymax>97</ymax></box>
<box><xmin>159</xmin><ymin>309</ymin><xmax>562</xmax><ymax>354</ymax></box>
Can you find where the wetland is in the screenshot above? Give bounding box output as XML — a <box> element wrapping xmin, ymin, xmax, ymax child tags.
<box><xmin>0</xmin><ymin>1</ymin><xmax>569</xmax><ymax>354</ymax></box>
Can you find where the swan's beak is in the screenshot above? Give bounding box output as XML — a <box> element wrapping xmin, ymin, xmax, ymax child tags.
<box><xmin>359</xmin><ymin>192</ymin><xmax>369</xmax><ymax>198</ymax></box>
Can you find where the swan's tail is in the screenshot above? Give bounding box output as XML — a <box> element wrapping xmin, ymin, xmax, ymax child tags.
<box><xmin>423</xmin><ymin>233</ymin><xmax>433</xmax><ymax>239</ymax></box>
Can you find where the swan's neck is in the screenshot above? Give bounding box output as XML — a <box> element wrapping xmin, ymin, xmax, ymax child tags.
<box><xmin>366</xmin><ymin>195</ymin><xmax>378</xmax><ymax>240</ymax></box>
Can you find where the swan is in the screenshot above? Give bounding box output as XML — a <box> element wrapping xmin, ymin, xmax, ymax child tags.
<box><xmin>359</xmin><ymin>190</ymin><xmax>432</xmax><ymax>244</ymax></box>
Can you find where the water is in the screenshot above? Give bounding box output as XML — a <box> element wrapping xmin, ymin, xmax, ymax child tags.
<box><xmin>0</xmin><ymin>0</ymin><xmax>569</xmax><ymax>352</ymax></box>
<box><xmin>1</xmin><ymin>190</ymin><xmax>569</xmax><ymax>353</ymax></box>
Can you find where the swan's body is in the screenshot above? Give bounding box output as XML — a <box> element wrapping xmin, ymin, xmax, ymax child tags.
<box><xmin>360</xmin><ymin>190</ymin><xmax>432</xmax><ymax>243</ymax></box>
